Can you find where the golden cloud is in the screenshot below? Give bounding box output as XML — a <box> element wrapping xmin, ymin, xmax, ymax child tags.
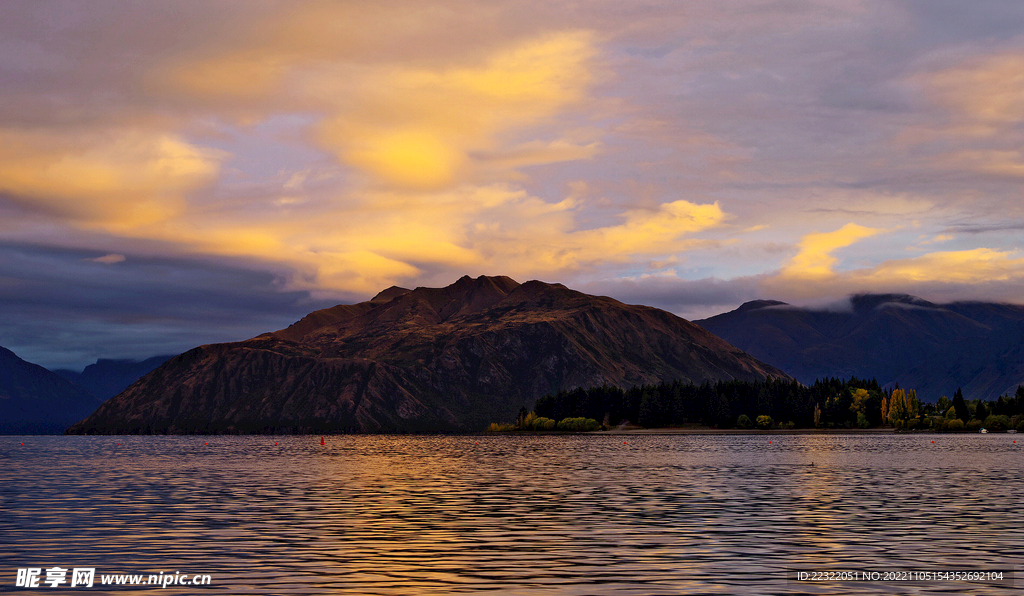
<box><xmin>780</xmin><ymin>223</ymin><xmax>882</xmax><ymax>279</ymax></box>
<box><xmin>318</xmin><ymin>31</ymin><xmax>599</xmax><ymax>188</ymax></box>
<box><xmin>853</xmin><ymin>248</ymin><xmax>1024</xmax><ymax>284</ymax></box>
<box><xmin>0</xmin><ymin>128</ymin><xmax>223</xmax><ymax>230</ymax></box>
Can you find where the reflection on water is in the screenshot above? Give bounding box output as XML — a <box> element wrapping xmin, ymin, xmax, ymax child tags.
<box><xmin>2</xmin><ymin>434</ymin><xmax>1021</xmax><ymax>594</ymax></box>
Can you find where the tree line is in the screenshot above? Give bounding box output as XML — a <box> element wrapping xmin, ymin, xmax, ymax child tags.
<box><xmin>524</xmin><ymin>378</ymin><xmax>1024</xmax><ymax>431</ymax></box>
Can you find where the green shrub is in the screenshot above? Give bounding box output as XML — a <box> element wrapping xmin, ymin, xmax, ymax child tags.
<box><xmin>530</xmin><ymin>416</ymin><xmax>556</xmax><ymax>431</ymax></box>
<box><xmin>779</xmin><ymin>421</ymin><xmax>795</xmax><ymax>429</ymax></box>
<box><xmin>1017</xmin><ymin>418</ymin><xmax>1024</xmax><ymax>432</ymax></box>
<box><xmin>946</xmin><ymin>419</ymin><xmax>965</xmax><ymax>432</ymax></box>
<box><xmin>487</xmin><ymin>422</ymin><xmax>515</xmax><ymax>432</ymax></box>
<box><xmin>906</xmin><ymin>418</ymin><xmax>920</xmax><ymax>430</ymax></box>
<box><xmin>966</xmin><ymin>419</ymin><xmax>983</xmax><ymax>432</ymax></box>
<box><xmin>736</xmin><ymin>414</ymin><xmax>752</xmax><ymax>429</ymax></box>
<box><xmin>755</xmin><ymin>415</ymin><xmax>773</xmax><ymax>430</ymax></box>
<box><xmin>556</xmin><ymin>417</ymin><xmax>600</xmax><ymax>432</ymax></box>
<box><xmin>857</xmin><ymin>412</ymin><xmax>870</xmax><ymax>428</ymax></box>
<box><xmin>983</xmin><ymin>415</ymin><xmax>1011</xmax><ymax>432</ymax></box>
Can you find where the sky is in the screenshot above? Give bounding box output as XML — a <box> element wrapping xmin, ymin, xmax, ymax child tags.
<box><xmin>2</xmin><ymin>0</ymin><xmax>1024</xmax><ymax>369</ymax></box>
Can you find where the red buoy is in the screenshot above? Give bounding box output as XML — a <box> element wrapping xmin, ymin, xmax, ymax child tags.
<box><xmin>320</xmin><ymin>436</ymin><xmax>325</xmax><ymax>446</ymax></box>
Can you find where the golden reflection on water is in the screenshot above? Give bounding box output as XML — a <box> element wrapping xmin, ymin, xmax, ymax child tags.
<box><xmin>3</xmin><ymin>434</ymin><xmax>1022</xmax><ymax>594</ymax></box>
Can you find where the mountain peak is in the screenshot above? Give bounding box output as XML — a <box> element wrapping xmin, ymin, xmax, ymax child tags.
<box><xmin>735</xmin><ymin>299</ymin><xmax>789</xmax><ymax>313</ymax></box>
<box><xmin>370</xmin><ymin>286</ymin><xmax>411</xmax><ymax>304</ymax></box>
<box><xmin>69</xmin><ymin>275</ymin><xmax>788</xmax><ymax>434</ymax></box>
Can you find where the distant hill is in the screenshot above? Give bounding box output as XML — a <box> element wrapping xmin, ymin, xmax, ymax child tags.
<box><xmin>0</xmin><ymin>346</ymin><xmax>102</xmax><ymax>434</ymax></box>
<box><xmin>55</xmin><ymin>355</ymin><xmax>174</xmax><ymax>401</ymax></box>
<box><xmin>68</xmin><ymin>275</ymin><xmax>789</xmax><ymax>434</ymax></box>
<box><xmin>695</xmin><ymin>294</ymin><xmax>1024</xmax><ymax>402</ymax></box>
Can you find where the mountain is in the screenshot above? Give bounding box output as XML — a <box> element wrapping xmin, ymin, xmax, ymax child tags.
<box><xmin>68</xmin><ymin>275</ymin><xmax>788</xmax><ymax>434</ymax></box>
<box><xmin>0</xmin><ymin>346</ymin><xmax>103</xmax><ymax>434</ymax></box>
<box><xmin>695</xmin><ymin>294</ymin><xmax>1024</xmax><ymax>402</ymax></box>
<box><xmin>54</xmin><ymin>355</ymin><xmax>174</xmax><ymax>402</ymax></box>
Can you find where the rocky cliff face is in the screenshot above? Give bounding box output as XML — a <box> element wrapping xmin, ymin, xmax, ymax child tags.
<box><xmin>68</xmin><ymin>275</ymin><xmax>789</xmax><ymax>434</ymax></box>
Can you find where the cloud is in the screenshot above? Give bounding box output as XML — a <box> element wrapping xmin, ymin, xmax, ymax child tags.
<box><xmin>853</xmin><ymin>248</ymin><xmax>1024</xmax><ymax>284</ymax></box>
<box><xmin>926</xmin><ymin>52</ymin><xmax>1024</xmax><ymax>125</ymax></box>
<box><xmin>89</xmin><ymin>253</ymin><xmax>125</xmax><ymax>264</ymax></box>
<box><xmin>317</xmin><ymin>31</ymin><xmax>599</xmax><ymax>188</ymax></box>
<box><xmin>4</xmin><ymin>1</ymin><xmax>1024</xmax><ymax>367</ymax></box>
<box><xmin>779</xmin><ymin>223</ymin><xmax>883</xmax><ymax>279</ymax></box>
<box><xmin>0</xmin><ymin>242</ymin><xmax>341</xmax><ymax>369</ymax></box>
<box><xmin>759</xmin><ymin>246</ymin><xmax>1024</xmax><ymax>304</ymax></box>
<box><xmin>0</xmin><ymin>128</ymin><xmax>224</xmax><ymax>229</ymax></box>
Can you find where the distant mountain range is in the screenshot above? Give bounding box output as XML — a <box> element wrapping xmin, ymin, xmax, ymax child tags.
<box><xmin>0</xmin><ymin>347</ymin><xmax>101</xmax><ymax>434</ymax></box>
<box><xmin>695</xmin><ymin>294</ymin><xmax>1024</xmax><ymax>402</ymax></box>
<box><xmin>54</xmin><ymin>355</ymin><xmax>174</xmax><ymax>402</ymax></box>
<box><xmin>68</xmin><ymin>275</ymin><xmax>788</xmax><ymax>434</ymax></box>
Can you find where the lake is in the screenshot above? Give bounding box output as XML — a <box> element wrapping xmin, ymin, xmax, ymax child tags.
<box><xmin>3</xmin><ymin>434</ymin><xmax>1021</xmax><ymax>594</ymax></box>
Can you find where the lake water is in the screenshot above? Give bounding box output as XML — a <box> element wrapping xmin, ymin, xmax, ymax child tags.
<box><xmin>2</xmin><ymin>434</ymin><xmax>1021</xmax><ymax>594</ymax></box>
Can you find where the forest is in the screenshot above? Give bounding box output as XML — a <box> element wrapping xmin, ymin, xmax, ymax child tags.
<box><xmin>502</xmin><ymin>378</ymin><xmax>1024</xmax><ymax>431</ymax></box>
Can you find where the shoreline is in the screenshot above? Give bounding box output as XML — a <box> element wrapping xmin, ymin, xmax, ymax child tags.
<box><xmin>595</xmin><ymin>426</ymin><xmax>896</xmax><ymax>435</ymax></box>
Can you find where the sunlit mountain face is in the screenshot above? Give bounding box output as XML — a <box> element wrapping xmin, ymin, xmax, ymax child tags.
<box><xmin>68</xmin><ymin>276</ymin><xmax>788</xmax><ymax>434</ymax></box>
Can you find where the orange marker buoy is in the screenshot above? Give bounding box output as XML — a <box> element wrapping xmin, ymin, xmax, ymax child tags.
<box><xmin>204</xmin><ymin>442</ymin><xmax>207</xmax><ymax>445</ymax></box>
<box><xmin>769</xmin><ymin>440</ymin><xmax>772</xmax><ymax>444</ymax></box>
<box><xmin>931</xmin><ymin>441</ymin><xmax>935</xmax><ymax>443</ymax></box>
<box><xmin>275</xmin><ymin>442</ymin><xmax>279</xmax><ymax>445</ymax></box>
<box><xmin>320</xmin><ymin>436</ymin><xmax>325</xmax><ymax>446</ymax></box>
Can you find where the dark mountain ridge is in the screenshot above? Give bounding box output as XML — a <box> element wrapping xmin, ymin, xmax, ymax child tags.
<box><xmin>0</xmin><ymin>346</ymin><xmax>102</xmax><ymax>434</ymax></box>
<box><xmin>696</xmin><ymin>294</ymin><xmax>1024</xmax><ymax>402</ymax></box>
<box><xmin>55</xmin><ymin>355</ymin><xmax>174</xmax><ymax>402</ymax></box>
<box><xmin>68</xmin><ymin>275</ymin><xmax>789</xmax><ymax>434</ymax></box>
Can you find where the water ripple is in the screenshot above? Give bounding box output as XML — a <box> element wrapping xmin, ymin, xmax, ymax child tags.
<box><xmin>2</xmin><ymin>434</ymin><xmax>1021</xmax><ymax>594</ymax></box>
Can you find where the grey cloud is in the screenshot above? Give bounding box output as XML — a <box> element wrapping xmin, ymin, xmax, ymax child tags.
<box><xmin>577</xmin><ymin>275</ymin><xmax>764</xmax><ymax>320</ymax></box>
<box><xmin>0</xmin><ymin>242</ymin><xmax>342</xmax><ymax>369</ymax></box>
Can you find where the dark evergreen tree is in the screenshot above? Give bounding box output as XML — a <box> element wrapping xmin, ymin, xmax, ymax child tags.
<box><xmin>952</xmin><ymin>389</ymin><xmax>969</xmax><ymax>424</ymax></box>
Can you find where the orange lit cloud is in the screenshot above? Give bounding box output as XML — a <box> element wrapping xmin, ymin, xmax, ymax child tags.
<box><xmin>779</xmin><ymin>223</ymin><xmax>883</xmax><ymax>280</ymax></box>
<box><xmin>0</xmin><ymin>128</ymin><xmax>223</xmax><ymax>230</ymax></box>
<box><xmin>853</xmin><ymin>248</ymin><xmax>1024</xmax><ymax>284</ymax></box>
<box><xmin>127</xmin><ymin>188</ymin><xmax>727</xmax><ymax>295</ymax></box>
<box><xmin>318</xmin><ymin>31</ymin><xmax>599</xmax><ymax>188</ymax></box>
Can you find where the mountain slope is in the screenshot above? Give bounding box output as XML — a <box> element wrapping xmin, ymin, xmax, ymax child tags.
<box><xmin>695</xmin><ymin>294</ymin><xmax>1024</xmax><ymax>401</ymax></box>
<box><xmin>54</xmin><ymin>355</ymin><xmax>174</xmax><ymax>401</ymax></box>
<box><xmin>0</xmin><ymin>347</ymin><xmax>103</xmax><ymax>434</ymax></box>
<box><xmin>68</xmin><ymin>275</ymin><xmax>788</xmax><ymax>434</ymax></box>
